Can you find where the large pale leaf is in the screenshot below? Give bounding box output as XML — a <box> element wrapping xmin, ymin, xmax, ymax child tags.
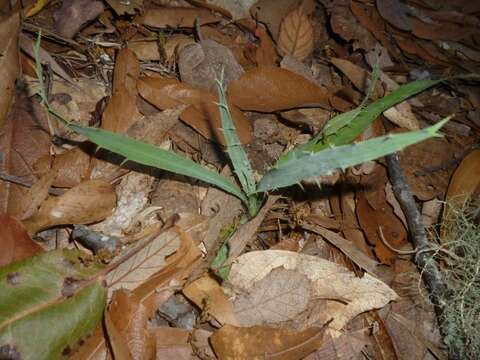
<box><xmin>257</xmin><ymin>118</ymin><xmax>449</xmax><ymax>192</ymax></box>
<box><xmin>0</xmin><ymin>249</ymin><xmax>106</xmax><ymax>360</ymax></box>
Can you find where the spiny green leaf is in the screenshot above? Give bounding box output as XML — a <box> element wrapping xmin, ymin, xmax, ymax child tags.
<box><xmin>68</xmin><ymin>124</ymin><xmax>248</xmax><ymax>204</ymax></box>
<box><xmin>257</xmin><ymin>117</ymin><xmax>450</xmax><ymax>192</ymax></box>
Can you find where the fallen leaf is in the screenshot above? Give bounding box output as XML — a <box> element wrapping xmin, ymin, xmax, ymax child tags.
<box><xmin>104</xmin><ymin>310</ymin><xmax>134</xmax><ymax>360</ymax></box>
<box><xmin>48</xmin><ymin>147</ymin><xmax>91</xmax><ymax>188</ymax></box>
<box><xmin>0</xmin><ymin>249</ymin><xmax>106</xmax><ymax>360</ymax></box>
<box><xmin>178</xmin><ymin>39</ymin><xmax>244</xmax><ymax>92</ymax></box>
<box><xmin>189</xmin><ymin>0</ymin><xmax>257</xmax><ymax>20</ymax></box>
<box><xmin>0</xmin><ymin>95</ymin><xmax>51</xmax><ymax>215</ymax></box>
<box><xmin>227</xmin><ymin>66</ymin><xmax>331</xmax><ymax>112</ymax></box>
<box><xmin>107</xmin><ymin>289</ymin><xmax>154</xmax><ymax>360</ymax></box>
<box><xmin>250</xmin><ymin>0</ymin><xmax>303</xmax><ymax>40</ymax></box>
<box><xmin>0</xmin><ymin>214</ymin><xmax>43</xmax><ymax>267</ymax></box>
<box><xmin>0</xmin><ymin>13</ymin><xmax>20</xmax><ymax>128</ymax></box>
<box><xmin>127</xmin><ymin>40</ymin><xmax>160</xmax><ymax>61</ymax></box>
<box><xmin>254</xmin><ymin>25</ymin><xmax>278</xmax><ymax>66</ymax></box>
<box><xmin>53</xmin><ymin>0</ymin><xmax>104</xmax><ymax>38</ymax></box>
<box><xmin>105</xmin><ymin>0</ymin><xmax>143</xmax><ymax>15</ymax></box>
<box><xmin>228</xmin><ymin>250</ymin><xmax>398</xmax><ymax>332</ymax></box>
<box><xmin>183</xmin><ymin>275</ymin><xmax>239</xmax><ymax>325</ymax></box>
<box><xmin>210</xmin><ymin>324</ymin><xmax>328</xmax><ymax>360</ymax></box>
<box><xmin>139</xmin><ymin>7</ymin><xmax>220</xmax><ymax>28</ymax></box>
<box><xmin>22</xmin><ymin>179</ymin><xmax>116</xmax><ymax>235</ymax></box>
<box><xmin>153</xmin><ymin>327</ymin><xmax>193</xmax><ymax>360</ymax></box>
<box><xmin>161</xmin><ymin>34</ymin><xmax>195</xmax><ymax>64</ymax></box>
<box><xmin>137</xmin><ymin>76</ymin><xmax>252</xmax><ymax>145</ymax></box>
<box><xmin>106</xmin><ymin>213</ymin><xmax>206</xmax><ymax>297</ymax></box>
<box><xmin>113</xmin><ymin>48</ymin><xmax>141</xmax><ymax>96</ymax></box>
<box><xmin>376</xmin><ymin>0</ymin><xmax>412</xmax><ymax>31</ymax></box>
<box><xmin>232</xmin><ymin>267</ymin><xmax>310</xmax><ymax>325</ymax></box>
<box><xmin>277</xmin><ymin>7</ymin><xmax>314</xmax><ymax>61</ymax></box>
<box><xmin>102</xmin><ymin>86</ymin><xmax>143</xmax><ymax>134</ymax></box>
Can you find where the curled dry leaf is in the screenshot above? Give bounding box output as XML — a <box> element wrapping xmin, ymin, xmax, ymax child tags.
<box><xmin>139</xmin><ymin>7</ymin><xmax>220</xmax><ymax>28</ymax></box>
<box><xmin>183</xmin><ymin>275</ymin><xmax>240</xmax><ymax>326</ymax></box>
<box><xmin>137</xmin><ymin>76</ymin><xmax>252</xmax><ymax>145</ymax></box>
<box><xmin>277</xmin><ymin>7</ymin><xmax>314</xmax><ymax>61</ymax></box>
<box><xmin>227</xmin><ymin>66</ymin><xmax>331</xmax><ymax>112</ymax></box>
<box><xmin>0</xmin><ymin>13</ymin><xmax>20</xmax><ymax>128</ymax></box>
<box><xmin>21</xmin><ymin>179</ymin><xmax>116</xmax><ymax>235</ymax></box>
<box><xmin>0</xmin><ymin>214</ymin><xmax>43</xmax><ymax>267</ymax></box>
<box><xmin>210</xmin><ymin>324</ymin><xmax>328</xmax><ymax>360</ymax></box>
<box><xmin>228</xmin><ymin>250</ymin><xmax>398</xmax><ymax>332</ymax></box>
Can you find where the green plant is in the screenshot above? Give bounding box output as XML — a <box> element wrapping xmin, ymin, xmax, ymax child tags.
<box><xmin>33</xmin><ymin>33</ymin><xmax>467</xmax><ymax>218</ymax></box>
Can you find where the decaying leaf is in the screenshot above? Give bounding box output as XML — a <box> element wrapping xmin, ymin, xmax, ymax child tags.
<box><xmin>0</xmin><ymin>13</ymin><xmax>19</xmax><ymax>128</ymax></box>
<box><xmin>0</xmin><ymin>249</ymin><xmax>106</xmax><ymax>360</ymax></box>
<box><xmin>22</xmin><ymin>180</ymin><xmax>116</xmax><ymax>235</ymax></box>
<box><xmin>227</xmin><ymin>66</ymin><xmax>331</xmax><ymax>112</ymax></box>
<box><xmin>0</xmin><ymin>214</ymin><xmax>43</xmax><ymax>267</ymax></box>
<box><xmin>183</xmin><ymin>275</ymin><xmax>239</xmax><ymax>326</ymax></box>
<box><xmin>277</xmin><ymin>7</ymin><xmax>314</xmax><ymax>61</ymax></box>
<box><xmin>210</xmin><ymin>323</ymin><xmax>328</xmax><ymax>360</ymax></box>
<box><xmin>227</xmin><ymin>250</ymin><xmax>398</xmax><ymax>333</ymax></box>
<box><xmin>137</xmin><ymin>76</ymin><xmax>252</xmax><ymax>145</ymax></box>
<box><xmin>139</xmin><ymin>7</ymin><xmax>220</xmax><ymax>28</ymax></box>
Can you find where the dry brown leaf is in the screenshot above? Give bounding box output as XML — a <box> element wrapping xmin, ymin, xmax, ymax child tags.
<box><xmin>0</xmin><ymin>214</ymin><xmax>43</xmax><ymax>267</ymax></box>
<box><xmin>178</xmin><ymin>39</ymin><xmax>244</xmax><ymax>92</ymax></box>
<box><xmin>48</xmin><ymin>147</ymin><xmax>91</xmax><ymax>188</ymax></box>
<box><xmin>210</xmin><ymin>324</ymin><xmax>328</xmax><ymax>360</ymax></box>
<box><xmin>226</xmin><ymin>195</ymin><xmax>279</xmax><ymax>261</ymax></box>
<box><xmin>113</xmin><ymin>48</ymin><xmax>141</xmax><ymax>96</ymax></box>
<box><xmin>376</xmin><ymin>0</ymin><xmax>412</xmax><ymax>31</ymax></box>
<box><xmin>254</xmin><ymin>25</ymin><xmax>278</xmax><ymax>66</ymax></box>
<box><xmin>139</xmin><ymin>7</ymin><xmax>220</xmax><ymax>28</ymax></box>
<box><xmin>106</xmin><ymin>213</ymin><xmax>206</xmax><ymax>297</ymax></box>
<box><xmin>228</xmin><ymin>250</ymin><xmax>398</xmax><ymax>333</ymax></box>
<box><xmin>308</xmin><ymin>329</ymin><xmax>369</xmax><ymax>359</ymax></box>
<box><xmin>127</xmin><ymin>40</ymin><xmax>160</xmax><ymax>61</ymax></box>
<box><xmin>227</xmin><ymin>66</ymin><xmax>331</xmax><ymax>112</ymax></box>
<box><xmin>153</xmin><ymin>327</ymin><xmax>193</xmax><ymax>360</ymax></box>
<box><xmin>104</xmin><ymin>310</ymin><xmax>135</xmax><ymax>360</ymax></box>
<box><xmin>16</xmin><ymin>168</ymin><xmax>58</xmax><ymax>221</ymax></box>
<box><xmin>137</xmin><ymin>76</ymin><xmax>252</xmax><ymax>145</ymax></box>
<box><xmin>54</xmin><ymin>0</ymin><xmax>104</xmax><ymax>38</ymax></box>
<box><xmin>105</xmin><ymin>0</ymin><xmax>143</xmax><ymax>15</ymax></box>
<box><xmin>250</xmin><ymin>0</ymin><xmax>304</xmax><ymax>40</ymax></box>
<box><xmin>102</xmin><ymin>86</ymin><xmax>143</xmax><ymax>134</ymax></box>
<box><xmin>330</xmin><ymin>58</ymin><xmax>383</xmax><ymax>99</ymax></box>
<box><xmin>107</xmin><ymin>289</ymin><xmax>154</xmax><ymax>360</ymax></box>
<box><xmin>162</xmin><ymin>34</ymin><xmax>195</xmax><ymax>64</ymax></box>
<box><xmin>0</xmin><ymin>95</ymin><xmax>51</xmax><ymax>215</ymax></box>
<box><xmin>277</xmin><ymin>7</ymin><xmax>314</xmax><ymax>61</ymax></box>
<box><xmin>183</xmin><ymin>275</ymin><xmax>239</xmax><ymax>326</ymax></box>
<box><xmin>189</xmin><ymin>0</ymin><xmax>256</xmax><ymax>20</ymax></box>
<box><xmin>0</xmin><ymin>13</ymin><xmax>19</xmax><ymax>128</ymax></box>
<box><xmin>22</xmin><ymin>179</ymin><xmax>116</xmax><ymax>235</ymax></box>
<box><xmin>232</xmin><ymin>268</ymin><xmax>310</xmax><ymax>326</ymax></box>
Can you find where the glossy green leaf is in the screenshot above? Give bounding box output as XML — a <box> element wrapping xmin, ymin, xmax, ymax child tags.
<box><xmin>0</xmin><ymin>249</ymin><xmax>106</xmax><ymax>360</ymax></box>
<box><xmin>257</xmin><ymin>117</ymin><xmax>450</xmax><ymax>192</ymax></box>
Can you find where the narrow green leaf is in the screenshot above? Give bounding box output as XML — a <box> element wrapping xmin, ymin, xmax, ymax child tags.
<box><xmin>257</xmin><ymin>117</ymin><xmax>450</xmax><ymax>192</ymax></box>
<box><xmin>0</xmin><ymin>249</ymin><xmax>106</xmax><ymax>360</ymax></box>
<box><xmin>67</xmin><ymin>124</ymin><xmax>248</xmax><ymax>204</ymax></box>
<box><xmin>215</xmin><ymin>76</ymin><xmax>256</xmax><ymax>196</ymax></box>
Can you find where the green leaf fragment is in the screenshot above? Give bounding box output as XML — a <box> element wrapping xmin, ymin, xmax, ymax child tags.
<box><xmin>257</xmin><ymin>117</ymin><xmax>450</xmax><ymax>192</ymax></box>
<box><xmin>0</xmin><ymin>249</ymin><xmax>107</xmax><ymax>360</ymax></box>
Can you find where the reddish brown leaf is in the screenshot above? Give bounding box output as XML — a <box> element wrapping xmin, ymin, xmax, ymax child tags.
<box><xmin>113</xmin><ymin>48</ymin><xmax>140</xmax><ymax>96</ymax></box>
<box><xmin>227</xmin><ymin>66</ymin><xmax>331</xmax><ymax>112</ymax></box>
<box><xmin>139</xmin><ymin>7</ymin><xmax>220</xmax><ymax>28</ymax></box>
<box><xmin>137</xmin><ymin>76</ymin><xmax>252</xmax><ymax>145</ymax></box>
<box><xmin>210</xmin><ymin>324</ymin><xmax>327</xmax><ymax>360</ymax></box>
<box><xmin>254</xmin><ymin>25</ymin><xmax>278</xmax><ymax>66</ymax></box>
<box><xmin>0</xmin><ymin>13</ymin><xmax>20</xmax><ymax>128</ymax></box>
<box><xmin>277</xmin><ymin>7</ymin><xmax>314</xmax><ymax>61</ymax></box>
<box><xmin>153</xmin><ymin>327</ymin><xmax>192</xmax><ymax>360</ymax></box>
<box><xmin>22</xmin><ymin>179</ymin><xmax>116</xmax><ymax>235</ymax></box>
<box><xmin>0</xmin><ymin>213</ymin><xmax>43</xmax><ymax>267</ymax></box>
<box><xmin>0</xmin><ymin>95</ymin><xmax>51</xmax><ymax>215</ymax></box>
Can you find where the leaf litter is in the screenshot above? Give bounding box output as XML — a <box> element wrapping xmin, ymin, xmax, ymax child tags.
<box><xmin>0</xmin><ymin>1</ymin><xmax>479</xmax><ymax>359</ymax></box>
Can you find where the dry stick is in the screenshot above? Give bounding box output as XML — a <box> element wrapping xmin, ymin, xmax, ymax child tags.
<box><xmin>386</xmin><ymin>153</ymin><xmax>457</xmax><ymax>360</ymax></box>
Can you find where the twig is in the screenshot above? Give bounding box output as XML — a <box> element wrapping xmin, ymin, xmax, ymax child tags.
<box><xmin>0</xmin><ymin>172</ymin><xmax>64</xmax><ymax>196</ymax></box>
<box><xmin>386</xmin><ymin>153</ymin><xmax>457</xmax><ymax>360</ymax></box>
